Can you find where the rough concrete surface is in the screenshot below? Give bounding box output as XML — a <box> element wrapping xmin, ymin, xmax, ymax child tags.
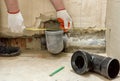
<box><xmin>0</xmin><ymin>0</ymin><xmax>107</xmax><ymax>30</ymax></box>
<box><xmin>0</xmin><ymin>50</ymin><xmax>119</xmax><ymax>81</ymax></box>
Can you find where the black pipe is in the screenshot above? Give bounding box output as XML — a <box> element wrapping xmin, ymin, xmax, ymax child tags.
<box><xmin>71</xmin><ymin>51</ymin><xmax>120</xmax><ymax>79</ymax></box>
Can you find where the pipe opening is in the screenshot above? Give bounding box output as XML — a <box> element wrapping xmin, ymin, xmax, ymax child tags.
<box><xmin>108</xmin><ymin>59</ymin><xmax>120</xmax><ymax>78</ymax></box>
<box><xmin>75</xmin><ymin>56</ymin><xmax>85</xmax><ymax>69</ymax></box>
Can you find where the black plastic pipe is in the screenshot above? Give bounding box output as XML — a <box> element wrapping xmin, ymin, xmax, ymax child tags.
<box><xmin>71</xmin><ymin>51</ymin><xmax>120</xmax><ymax>79</ymax></box>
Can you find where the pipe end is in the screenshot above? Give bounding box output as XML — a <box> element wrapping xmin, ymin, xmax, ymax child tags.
<box><xmin>71</xmin><ymin>51</ymin><xmax>92</xmax><ymax>74</ymax></box>
<box><xmin>108</xmin><ymin>59</ymin><xmax>120</xmax><ymax>79</ymax></box>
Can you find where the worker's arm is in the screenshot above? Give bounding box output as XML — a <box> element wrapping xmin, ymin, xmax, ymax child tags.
<box><xmin>4</xmin><ymin>0</ymin><xmax>19</xmax><ymax>13</ymax></box>
<box><xmin>50</xmin><ymin>0</ymin><xmax>72</xmax><ymax>32</ymax></box>
<box><xmin>4</xmin><ymin>0</ymin><xmax>25</xmax><ymax>33</ymax></box>
<box><xmin>50</xmin><ymin>0</ymin><xmax>65</xmax><ymax>11</ymax></box>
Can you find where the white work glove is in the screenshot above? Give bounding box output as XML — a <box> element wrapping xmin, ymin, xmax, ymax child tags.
<box><xmin>57</xmin><ymin>10</ymin><xmax>72</xmax><ymax>32</ymax></box>
<box><xmin>8</xmin><ymin>12</ymin><xmax>25</xmax><ymax>33</ymax></box>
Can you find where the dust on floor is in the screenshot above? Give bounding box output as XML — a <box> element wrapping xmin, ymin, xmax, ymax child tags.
<box><xmin>0</xmin><ymin>50</ymin><xmax>119</xmax><ymax>81</ymax></box>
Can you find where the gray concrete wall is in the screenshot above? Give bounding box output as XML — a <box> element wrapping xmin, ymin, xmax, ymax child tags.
<box><xmin>0</xmin><ymin>0</ymin><xmax>107</xmax><ymax>35</ymax></box>
<box><xmin>106</xmin><ymin>0</ymin><xmax>120</xmax><ymax>60</ymax></box>
<box><xmin>0</xmin><ymin>0</ymin><xmax>107</xmax><ymax>53</ymax></box>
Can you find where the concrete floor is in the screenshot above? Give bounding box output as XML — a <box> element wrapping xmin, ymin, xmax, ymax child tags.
<box><xmin>0</xmin><ymin>50</ymin><xmax>119</xmax><ymax>81</ymax></box>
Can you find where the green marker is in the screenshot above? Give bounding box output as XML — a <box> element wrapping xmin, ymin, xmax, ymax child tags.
<box><xmin>49</xmin><ymin>66</ymin><xmax>65</xmax><ymax>76</ymax></box>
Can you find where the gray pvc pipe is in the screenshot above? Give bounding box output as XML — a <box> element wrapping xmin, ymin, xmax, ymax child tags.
<box><xmin>45</xmin><ymin>30</ymin><xmax>64</xmax><ymax>54</ymax></box>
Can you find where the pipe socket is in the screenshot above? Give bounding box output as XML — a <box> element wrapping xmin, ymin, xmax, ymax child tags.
<box><xmin>45</xmin><ymin>30</ymin><xmax>64</xmax><ymax>54</ymax></box>
<box><xmin>71</xmin><ymin>50</ymin><xmax>120</xmax><ymax>79</ymax></box>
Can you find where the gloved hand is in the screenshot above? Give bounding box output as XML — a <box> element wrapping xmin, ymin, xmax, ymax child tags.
<box><xmin>8</xmin><ymin>11</ymin><xmax>25</xmax><ymax>33</ymax></box>
<box><xmin>57</xmin><ymin>10</ymin><xmax>72</xmax><ymax>32</ymax></box>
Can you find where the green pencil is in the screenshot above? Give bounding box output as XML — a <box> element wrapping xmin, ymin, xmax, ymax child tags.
<box><xmin>49</xmin><ymin>66</ymin><xmax>65</xmax><ymax>76</ymax></box>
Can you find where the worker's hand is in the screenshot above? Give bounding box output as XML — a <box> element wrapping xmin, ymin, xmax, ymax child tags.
<box><xmin>57</xmin><ymin>10</ymin><xmax>72</xmax><ymax>32</ymax></box>
<box><xmin>8</xmin><ymin>11</ymin><xmax>25</xmax><ymax>33</ymax></box>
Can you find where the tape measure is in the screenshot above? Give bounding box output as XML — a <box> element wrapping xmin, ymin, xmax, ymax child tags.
<box><xmin>25</xmin><ymin>27</ymin><xmax>106</xmax><ymax>31</ymax></box>
<box><xmin>25</xmin><ymin>28</ymin><xmax>61</xmax><ymax>31</ymax></box>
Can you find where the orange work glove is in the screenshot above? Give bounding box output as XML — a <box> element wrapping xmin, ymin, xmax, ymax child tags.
<box><xmin>57</xmin><ymin>10</ymin><xmax>72</xmax><ymax>32</ymax></box>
